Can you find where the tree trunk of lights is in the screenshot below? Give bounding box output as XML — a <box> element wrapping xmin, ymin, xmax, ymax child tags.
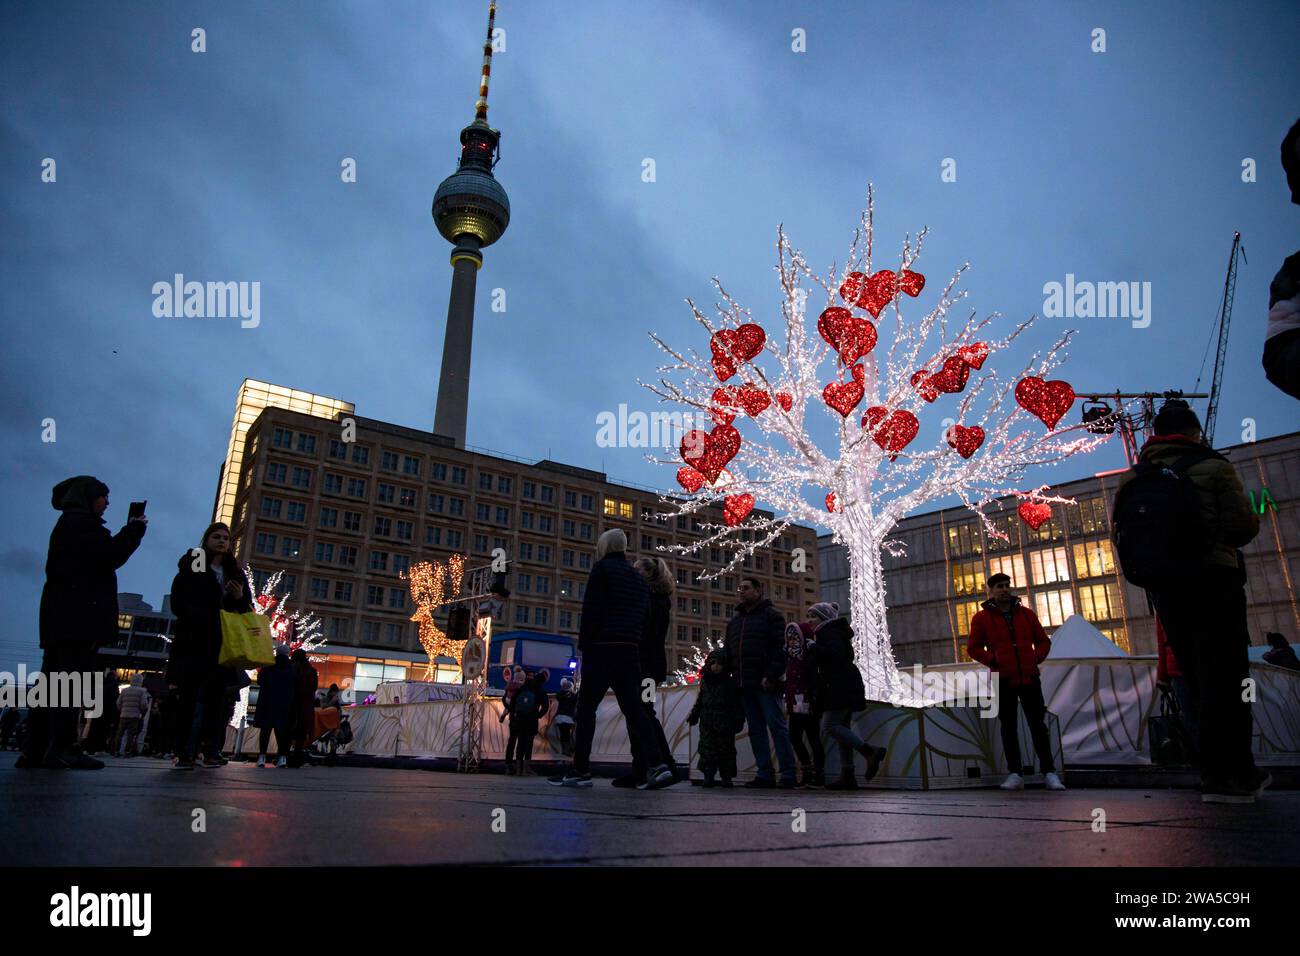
<box><xmin>842</xmin><ymin>507</ymin><xmax>903</xmax><ymax>704</ymax></box>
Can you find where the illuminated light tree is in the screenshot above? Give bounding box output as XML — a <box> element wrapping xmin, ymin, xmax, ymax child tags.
<box><xmin>406</xmin><ymin>554</ymin><xmax>466</xmax><ymax>680</ymax></box>
<box><xmin>641</xmin><ymin>188</ymin><xmax>1116</xmax><ymax>704</ymax></box>
<box><xmin>232</xmin><ymin>567</ymin><xmax>327</xmax><ymax>726</ymax></box>
<box><xmin>669</xmin><ymin>635</ymin><xmax>726</xmax><ymax>686</ymax></box>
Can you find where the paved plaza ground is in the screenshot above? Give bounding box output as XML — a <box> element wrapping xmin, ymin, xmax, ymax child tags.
<box><xmin>1</xmin><ymin>753</ymin><xmax>1295</xmax><ymax>866</ymax></box>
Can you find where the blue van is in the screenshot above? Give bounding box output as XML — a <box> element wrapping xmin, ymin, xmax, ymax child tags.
<box><xmin>486</xmin><ymin>631</ymin><xmax>578</xmax><ymax>694</ymax></box>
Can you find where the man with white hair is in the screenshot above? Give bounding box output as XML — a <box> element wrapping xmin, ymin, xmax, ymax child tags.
<box><xmin>115</xmin><ymin>674</ymin><xmax>151</xmax><ymax>757</ymax></box>
<box><xmin>549</xmin><ymin>528</ymin><xmax>674</xmax><ymax>789</ymax></box>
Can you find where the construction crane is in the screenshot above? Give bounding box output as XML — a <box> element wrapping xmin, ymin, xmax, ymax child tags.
<box><xmin>1198</xmin><ymin>232</ymin><xmax>1246</xmax><ymax>446</ymax></box>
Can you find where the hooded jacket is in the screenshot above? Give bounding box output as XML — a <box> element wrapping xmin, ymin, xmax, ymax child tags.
<box><xmin>640</xmin><ymin>590</ymin><xmax>671</xmax><ymax>683</ymax></box>
<box><xmin>724</xmin><ymin>597</ymin><xmax>787</xmax><ymax>690</ymax></box>
<box><xmin>166</xmin><ymin>550</ymin><xmax>253</xmax><ymax>686</ymax></box>
<box><xmin>966</xmin><ymin>596</ymin><xmax>1051</xmax><ymax>687</ymax></box>
<box><xmin>810</xmin><ymin>617</ymin><xmax>867</xmax><ymax>711</ymax></box>
<box><xmin>39</xmin><ymin>477</ymin><xmax>146</xmax><ymax>653</ymax></box>
<box><xmin>783</xmin><ymin>621</ymin><xmax>818</xmax><ymax>712</ymax></box>
<box><xmin>1115</xmin><ymin>434</ymin><xmax>1259</xmax><ymax>569</ymax></box>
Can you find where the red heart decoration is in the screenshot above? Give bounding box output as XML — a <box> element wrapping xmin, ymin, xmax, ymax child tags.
<box><xmin>928</xmin><ymin>356</ymin><xmax>971</xmax><ymax>395</ymax></box>
<box><xmin>861</xmin><ymin>405</ymin><xmax>889</xmax><ymax>429</ymax></box>
<box><xmin>775</xmin><ymin>392</ymin><xmax>792</xmax><ymax>412</ymax></box>
<box><xmin>823</xmin><ymin>374</ymin><xmax>864</xmax><ymax>417</ymax></box>
<box><xmin>838</xmin><ymin>273</ymin><xmax>869</xmax><ymax>307</ymax></box>
<box><xmin>710</xmin><ymin>353</ymin><xmax>736</xmax><ymax>382</ymax></box>
<box><xmin>676</xmin><ymin>467</ymin><xmax>705</xmax><ymax>493</ymax></box>
<box><xmin>817</xmin><ymin>307</ymin><xmax>877</xmax><ymax>364</ymax></box>
<box><xmin>736</xmin><ymin>382</ymin><xmax>771</xmax><ymax>417</ymax></box>
<box><xmin>713</xmin><ymin>324</ymin><xmax>766</xmax><ymax>362</ymax></box>
<box><xmin>859</xmin><ymin>270</ymin><xmax>897</xmax><ymax>318</ymax></box>
<box><xmin>866</xmin><ymin>408</ymin><xmax>919</xmax><ymax>458</ymax></box>
<box><xmin>825</xmin><ymin>492</ymin><xmax>836</xmax><ymax>513</ymax></box>
<box><xmin>910</xmin><ymin>370</ymin><xmax>940</xmax><ymax>403</ymax></box>
<box><xmin>946</xmin><ymin>424</ymin><xmax>985</xmax><ymax>459</ymax></box>
<box><xmin>1015</xmin><ymin>377</ymin><xmax>1075</xmax><ymax>430</ymax></box>
<box><xmin>710</xmin><ymin>387</ymin><xmax>737</xmax><ymax>426</ymax></box>
<box><xmin>679</xmin><ymin>424</ymin><xmax>741</xmax><ymax>483</ymax></box>
<box><xmin>1018</xmin><ymin>500</ymin><xmax>1052</xmax><ymax>531</ymax></box>
<box><xmin>956</xmin><ymin>341</ymin><xmax>989</xmax><ymax>369</ymax></box>
<box><xmin>897</xmin><ymin>268</ymin><xmax>926</xmax><ymax>297</ymax></box>
<box><xmin>723</xmin><ymin>493</ymin><xmax>755</xmax><ymax>527</ymax></box>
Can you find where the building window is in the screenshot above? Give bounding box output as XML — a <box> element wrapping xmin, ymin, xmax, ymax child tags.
<box><xmin>603</xmin><ymin>498</ymin><xmax>619</xmax><ymax>517</ymax></box>
<box><xmin>562</xmin><ymin>549</ymin><xmax>575</xmax><ymax>567</ymax></box>
<box><xmin>362</xmin><ymin>621</ymin><xmax>381</xmax><ymax>644</ymax></box>
<box><xmin>338</xmin><ymin>545</ymin><xmax>357</xmax><ymax>567</ymax></box>
<box><xmin>399</xmin><ymin>488</ymin><xmax>417</xmax><ymax>508</ymax></box>
<box><xmin>377</xmin><ymin>483</ymin><xmax>395</xmax><ymax>504</ymax></box>
<box><xmin>515</xmin><ymin>605</ymin><xmax>529</xmax><ymax>624</ymax></box>
<box><xmin>448</xmin><ymin>498</ymin><xmax>465</xmax><ymax>517</ymax></box>
<box><xmin>534</xmin><ymin>607</ymin><xmax>549</xmax><ymax>627</ymax></box>
<box><xmin>497</xmin><ymin>476</ymin><xmax>512</xmax><ymax>494</ymax></box>
<box><xmin>343</xmin><ymin>511</ymin><xmax>362</xmax><ymax>532</ymax></box>
<box><xmin>579</xmin><ymin>554</ymin><xmax>591</xmax><ymax>570</ymax></box>
<box><xmin>559</xmin><ymin>610</ymin><xmax>573</xmax><ymax>629</ymax></box>
<box><xmin>580</xmin><ymin>524</ymin><xmax>593</xmax><ymax>541</ymax></box>
<box><xmin>1072</xmin><ymin>541</ymin><xmax>1116</xmax><ymax>579</ymax></box>
<box><xmin>260</xmin><ymin>497</ymin><xmax>282</xmax><ymax>519</ymax></box>
<box><xmin>329</xmin><ymin>617</ymin><xmax>350</xmax><ymax>640</ymax></box>
<box><xmin>296</xmin><ymin>434</ymin><xmax>316</xmax><ymax>454</ymax></box>
<box><xmin>388</xmin><ymin>588</ymin><xmax>406</xmax><ymax>610</ymax></box>
<box><xmin>286</xmin><ymin>502</ymin><xmax>306</xmax><ymax>522</ymax></box>
<box><xmin>291</xmin><ymin>466</ymin><xmax>312</xmax><ymax>489</ymax></box>
<box><xmin>328</xmin><ymin>439</ymin><xmax>348</xmax><ymax>461</ymax></box>
<box><xmin>428</xmin><ymin>494</ymin><xmax>445</xmax><ymax>514</ymax></box>
<box><xmin>986</xmin><ymin>554</ymin><xmax>1027</xmax><ymax>589</ymax></box>
<box><xmin>540</xmin><ymin>486</ymin><xmax>554</xmax><ymax>503</ymax></box>
<box><xmin>1071</xmin><ymin>497</ymin><xmax>1109</xmax><ymax>537</ymax></box>
<box><xmin>539</xmin><ymin>515</ymin><xmax>553</xmax><ymax>533</ymax></box>
<box><xmin>403</xmin><ymin>456</ymin><xmax>421</xmax><ymax>476</ymax></box>
<box><xmin>451</xmin><ymin>466</ymin><xmax>466</xmax><ymax>485</ymax></box>
<box><xmin>517</xmin><ymin>573</ymin><xmax>531</xmax><ymax>593</ymax></box>
<box><xmin>518</xmin><ymin>542</ymin><xmax>534</xmax><ymax>561</ymax></box>
<box><xmin>426</xmin><ymin>526</ymin><xmax>442</xmax><ymax>546</ymax></box>
<box><xmin>319</xmin><ymin>507</ymin><xmax>338</xmax><ymax>528</ymax></box>
<box><xmin>691</xmin><ymin>599</ymin><xmax>701</xmax><ymax>615</ymax></box>
<box><xmin>951</xmin><ymin>560</ymin><xmax>984</xmax><ymax>596</ymax></box>
<box><xmin>495</xmin><ymin>506</ymin><xmax>510</xmax><ymax>524</ymax></box>
<box><xmin>580</xmin><ymin>494</ymin><xmax>594</xmax><ymax>511</ymax></box>
<box><xmin>367</xmin><ymin>585</ymin><xmax>385</xmax><ymax>606</ymax></box>
<box><xmin>1028</xmin><ymin>513</ymin><xmax>1066</xmax><ymax>542</ymax></box>
<box><xmin>446</xmin><ymin>530</ymin><xmax>463</xmax><ymax>549</ymax></box>
<box><xmin>476</xmin><ymin>503</ymin><xmax>490</xmax><ymax>522</ymax></box>
<box><xmin>1033</xmin><ymin>588</ymin><xmax>1075</xmax><ymax>627</ymax></box>
<box><xmin>392</xmin><ymin>554</ymin><xmax>410</xmax><ymax>575</ymax></box>
<box><xmin>954</xmin><ymin>599</ymin><xmax>983</xmax><ymax>636</ymax></box>
<box><xmin>521</xmin><ymin>511</ymin><xmax>535</xmax><ymax>530</ymax></box>
<box><xmin>395</xmin><ymin>520</ymin><xmax>413</xmax><ymax>541</ymax></box>
<box><xmin>1027</xmin><ymin>547</ymin><xmax>1070</xmax><ymax>586</ymax></box>
<box><xmin>369</xmin><ymin>551</ymin><xmax>389</xmax><ymax>572</ymax></box>
<box><xmin>324</xmin><ymin>474</ymin><xmax>344</xmax><ymax>495</ymax></box>
<box><xmin>255</xmin><ymin>533</ymin><xmax>277</xmax><ymax>555</ymax></box>
<box><xmin>523</xmin><ymin>481</ymin><xmax>536</xmax><ymax>499</ymax></box>
<box><xmin>711</xmin><ymin>602</ymin><xmax>721</xmax><ymax>617</ymax></box>
<box><xmin>1096</xmin><ymin>625</ymin><xmax>1130</xmax><ymax>654</ymax></box>
<box><xmin>479</xmin><ymin>472</ymin><xmax>493</xmax><ymax>490</ymax></box>
<box><xmin>564</xmin><ymin>520</ymin><xmax>577</xmax><ymax>537</ymax></box>
<box><xmin>946</xmin><ymin>523</ymin><xmax>982</xmax><ymax>558</ymax></box>
<box><xmin>537</xmin><ymin>545</ymin><xmax>552</xmax><ymax>563</ymax></box>
<box><xmin>281</xmin><ymin>537</ymin><xmax>301</xmax><ymax>559</ymax></box>
<box><xmin>384</xmin><ymin>623</ymin><xmax>404</xmax><ymax>645</ymax></box>
<box><xmin>265</xmin><ymin>462</ymin><xmax>287</xmax><ymax>484</ymax></box>
<box><xmin>1078</xmin><ymin>581</ymin><xmax>1122</xmax><ymax>624</ymax></box>
<box><xmin>564</xmin><ymin>490</ymin><xmax>577</xmax><ymax>508</ymax></box>
<box><xmin>310</xmin><ymin>577</ymin><xmax>329</xmax><ymax>600</ymax></box>
<box><xmin>346</xmin><ymin>477</ymin><xmax>367</xmax><ymax>499</ymax></box>
<box><xmin>473</xmin><ymin>533</ymin><xmax>488</xmax><ymax>552</ymax></box>
<box><xmin>373</xmin><ymin>517</ymin><xmax>392</xmax><ymax>537</ymax></box>
<box><xmin>333</xmin><ymin>581</ymin><xmax>352</xmax><ymax>603</ymax></box>
<box><xmin>536</xmin><ymin>576</ymin><xmax>550</xmax><ymax>595</ymax></box>
<box><xmin>351</xmin><ymin>445</ymin><xmax>370</xmax><ymax>465</ymax></box>
<box><xmin>272</xmin><ymin>428</ymin><xmax>293</xmax><ymax>449</ymax></box>
<box><xmin>314</xmin><ymin>542</ymin><xmax>334</xmax><ymax>563</ymax></box>
<box><xmin>431</xmin><ymin>462</ymin><xmax>447</xmax><ymax>481</ymax></box>
<box><xmin>382</xmin><ymin>451</ymin><xmax>400</xmax><ymax>472</ymax></box>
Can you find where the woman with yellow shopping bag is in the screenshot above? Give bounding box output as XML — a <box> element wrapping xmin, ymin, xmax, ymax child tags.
<box><xmin>166</xmin><ymin>522</ymin><xmax>255</xmax><ymax>770</ymax></box>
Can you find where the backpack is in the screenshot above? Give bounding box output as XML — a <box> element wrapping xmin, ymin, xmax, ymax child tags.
<box><xmin>512</xmin><ymin>689</ymin><xmax>537</xmax><ymax>718</ymax></box>
<box><xmin>1112</xmin><ymin>450</ymin><xmax>1215</xmax><ymax>589</ymax></box>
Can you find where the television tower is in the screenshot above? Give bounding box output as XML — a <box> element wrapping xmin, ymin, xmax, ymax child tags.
<box><xmin>431</xmin><ymin>2</ymin><xmax>510</xmax><ymax>447</ymax></box>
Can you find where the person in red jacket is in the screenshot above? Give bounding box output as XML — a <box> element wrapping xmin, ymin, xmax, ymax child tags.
<box><xmin>966</xmin><ymin>573</ymin><xmax>1065</xmax><ymax>791</ymax></box>
<box><xmin>1155</xmin><ymin>615</ymin><xmax>1198</xmax><ymax>754</ymax></box>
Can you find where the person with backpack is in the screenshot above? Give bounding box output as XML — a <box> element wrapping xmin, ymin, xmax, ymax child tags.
<box><xmin>1112</xmin><ymin>400</ymin><xmax>1264</xmax><ymax>804</ymax></box>
<box><xmin>967</xmin><ymin>575</ymin><xmax>1065</xmax><ymax>792</ymax></box>
<box><xmin>504</xmin><ymin>669</ymin><xmax>549</xmax><ymax>775</ymax></box>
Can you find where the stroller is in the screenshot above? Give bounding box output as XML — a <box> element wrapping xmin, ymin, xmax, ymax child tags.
<box><xmin>311</xmin><ymin>710</ymin><xmax>353</xmax><ymax>765</ymax></box>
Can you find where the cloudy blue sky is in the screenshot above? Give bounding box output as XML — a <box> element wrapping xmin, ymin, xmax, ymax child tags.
<box><xmin>2</xmin><ymin>0</ymin><xmax>1296</xmax><ymax>673</ymax></box>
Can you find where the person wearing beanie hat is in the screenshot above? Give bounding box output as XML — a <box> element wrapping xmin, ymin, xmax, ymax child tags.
<box><xmin>553</xmin><ymin>677</ymin><xmax>578</xmax><ymax>756</ymax></box>
<box><xmin>808</xmin><ymin>602</ymin><xmax>839</xmax><ymax>624</ymax></box>
<box><xmin>549</xmin><ymin>524</ymin><xmax>674</xmax><ymax>789</ymax></box>
<box><xmin>20</xmin><ymin>477</ymin><xmax>147</xmax><ymax>770</ymax></box>
<box><xmin>1113</xmin><ymin>402</ymin><xmax>1264</xmax><ymax>803</ymax></box>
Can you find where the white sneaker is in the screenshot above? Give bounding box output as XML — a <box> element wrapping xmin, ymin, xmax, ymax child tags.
<box><xmin>999</xmin><ymin>772</ymin><xmax>1025</xmax><ymax>790</ymax></box>
<box><xmin>276</xmin><ymin>756</ymin><xmax>288</xmax><ymax>768</ymax></box>
<box><xmin>1045</xmin><ymin>772</ymin><xmax>1066</xmax><ymax>791</ymax></box>
<box><xmin>256</xmin><ymin>756</ymin><xmax>266</xmax><ymax>768</ymax></box>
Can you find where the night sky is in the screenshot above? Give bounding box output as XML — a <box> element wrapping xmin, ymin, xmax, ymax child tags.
<box><xmin>2</xmin><ymin>0</ymin><xmax>1296</xmax><ymax>673</ymax></box>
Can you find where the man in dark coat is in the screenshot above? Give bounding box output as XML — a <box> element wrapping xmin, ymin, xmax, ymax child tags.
<box><xmin>549</xmin><ymin>529</ymin><xmax>673</xmax><ymax>789</ymax></box>
<box><xmin>20</xmin><ymin>476</ymin><xmax>146</xmax><ymax>769</ymax></box>
<box><xmin>725</xmin><ymin>577</ymin><xmax>797</xmax><ymax>788</ymax></box>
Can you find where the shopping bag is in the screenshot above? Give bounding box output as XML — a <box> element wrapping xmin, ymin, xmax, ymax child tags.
<box><xmin>218</xmin><ymin>610</ymin><xmax>275</xmax><ymax>669</ymax></box>
<box><xmin>1148</xmin><ymin>687</ymin><xmax>1195</xmax><ymax>766</ymax></box>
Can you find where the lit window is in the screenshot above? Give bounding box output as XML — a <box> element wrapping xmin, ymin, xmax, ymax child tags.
<box><xmin>1027</xmin><ymin>547</ymin><xmax>1070</xmax><ymax>586</ymax></box>
<box><xmin>1033</xmin><ymin>588</ymin><xmax>1075</xmax><ymax>627</ymax></box>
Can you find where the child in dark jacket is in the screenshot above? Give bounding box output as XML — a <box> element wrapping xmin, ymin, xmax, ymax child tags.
<box><xmin>784</xmin><ymin>621</ymin><xmax>824</xmax><ymax>788</ymax></box>
<box><xmin>505</xmin><ymin>670</ymin><xmax>549</xmax><ymax>775</ymax></box>
<box><xmin>553</xmin><ymin>678</ymin><xmax>578</xmax><ymax>756</ymax></box>
<box><xmin>687</xmin><ymin>650</ymin><xmax>745</xmax><ymax>788</ymax></box>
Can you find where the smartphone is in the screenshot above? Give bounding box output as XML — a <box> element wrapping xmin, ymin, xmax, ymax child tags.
<box><xmin>128</xmin><ymin>500</ymin><xmax>147</xmax><ymax>520</ymax></box>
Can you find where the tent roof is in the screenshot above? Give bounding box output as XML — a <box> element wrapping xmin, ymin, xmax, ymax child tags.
<box><xmin>1050</xmin><ymin>614</ymin><xmax>1128</xmax><ymax>658</ymax></box>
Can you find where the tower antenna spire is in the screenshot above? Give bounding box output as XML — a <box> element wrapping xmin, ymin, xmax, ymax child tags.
<box><xmin>475</xmin><ymin>2</ymin><xmax>497</xmax><ymax>123</ymax></box>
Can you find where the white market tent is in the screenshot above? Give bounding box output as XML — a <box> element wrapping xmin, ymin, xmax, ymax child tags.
<box><xmin>1050</xmin><ymin>614</ymin><xmax>1128</xmax><ymax>658</ymax></box>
